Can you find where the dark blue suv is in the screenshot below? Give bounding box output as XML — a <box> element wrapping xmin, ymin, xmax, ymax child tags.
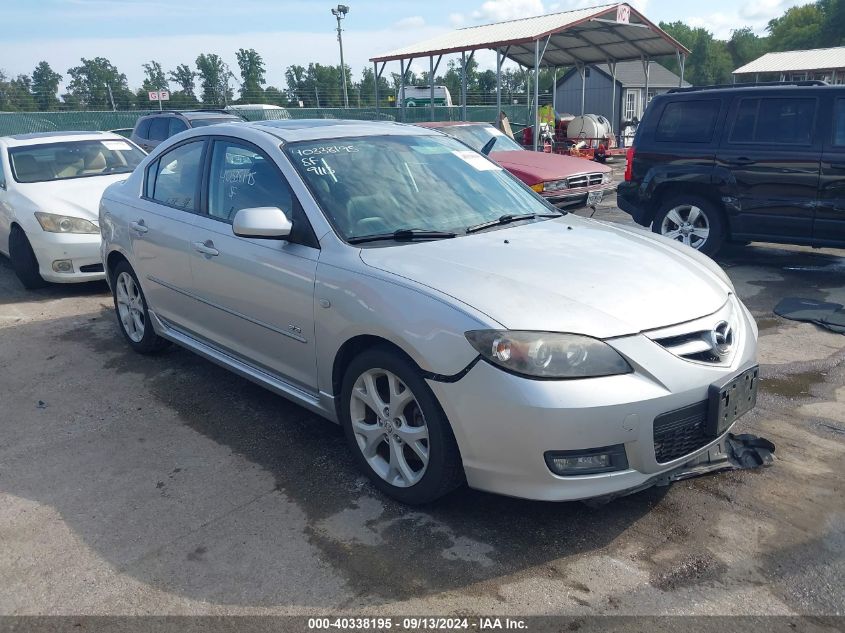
<box><xmin>616</xmin><ymin>82</ymin><xmax>845</xmax><ymax>256</ymax></box>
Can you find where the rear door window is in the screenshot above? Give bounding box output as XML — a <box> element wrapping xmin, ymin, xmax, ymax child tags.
<box><xmin>169</xmin><ymin>118</ymin><xmax>188</xmax><ymax>136</ymax></box>
<box><xmin>148</xmin><ymin>117</ymin><xmax>170</xmax><ymax>142</ymax></box>
<box><xmin>729</xmin><ymin>97</ymin><xmax>817</xmax><ymax>145</ymax></box>
<box><xmin>655</xmin><ymin>100</ymin><xmax>720</xmax><ymax>143</ymax></box>
<box><xmin>134</xmin><ymin>118</ymin><xmax>152</xmax><ymax>140</ymax></box>
<box><xmin>834</xmin><ymin>99</ymin><xmax>845</xmax><ymax>146</ymax></box>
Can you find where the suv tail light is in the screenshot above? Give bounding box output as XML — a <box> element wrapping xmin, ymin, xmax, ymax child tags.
<box><xmin>624</xmin><ymin>146</ymin><xmax>635</xmax><ymax>181</ymax></box>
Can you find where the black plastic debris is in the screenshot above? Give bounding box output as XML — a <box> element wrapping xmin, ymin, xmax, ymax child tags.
<box><xmin>773</xmin><ymin>297</ymin><xmax>845</xmax><ymax>334</ymax></box>
<box><xmin>584</xmin><ymin>433</ymin><xmax>775</xmax><ymax>506</ymax></box>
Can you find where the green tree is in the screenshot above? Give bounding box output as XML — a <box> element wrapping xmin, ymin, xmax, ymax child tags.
<box><xmin>195</xmin><ymin>53</ymin><xmax>232</xmax><ymax>106</ymax></box>
<box><xmin>356</xmin><ymin>66</ymin><xmax>390</xmax><ymax>106</ymax></box>
<box><xmin>31</xmin><ymin>61</ymin><xmax>62</xmax><ymax>111</ymax></box>
<box><xmin>168</xmin><ymin>63</ymin><xmax>198</xmax><ymax>106</ymax></box>
<box><xmin>64</xmin><ymin>57</ymin><xmax>134</xmax><ymax>109</ymax></box>
<box><xmin>819</xmin><ymin>0</ymin><xmax>845</xmax><ymax>46</ymax></box>
<box><xmin>235</xmin><ymin>48</ymin><xmax>266</xmax><ymax>103</ymax></box>
<box><xmin>0</xmin><ymin>72</ymin><xmax>37</xmax><ymax>111</ymax></box>
<box><xmin>726</xmin><ymin>27</ymin><xmax>769</xmax><ymax>70</ymax></box>
<box><xmin>263</xmin><ymin>86</ymin><xmax>289</xmax><ymax>107</ymax></box>
<box><xmin>659</xmin><ymin>22</ymin><xmax>733</xmax><ymax>85</ymax></box>
<box><xmin>141</xmin><ymin>60</ymin><xmax>168</xmax><ymax>92</ymax></box>
<box><xmin>767</xmin><ymin>3</ymin><xmax>825</xmax><ymax>51</ymax></box>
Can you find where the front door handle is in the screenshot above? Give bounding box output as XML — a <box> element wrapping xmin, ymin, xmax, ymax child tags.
<box><xmin>192</xmin><ymin>240</ymin><xmax>219</xmax><ymax>257</ymax></box>
<box><xmin>130</xmin><ymin>220</ymin><xmax>148</xmax><ymax>234</ymax></box>
<box><xmin>829</xmin><ymin>162</ymin><xmax>845</xmax><ymax>170</ymax></box>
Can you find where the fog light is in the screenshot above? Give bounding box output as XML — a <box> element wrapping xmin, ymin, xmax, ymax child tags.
<box><xmin>52</xmin><ymin>259</ymin><xmax>74</xmax><ymax>273</ymax></box>
<box><xmin>545</xmin><ymin>445</ymin><xmax>628</xmax><ymax>476</ymax></box>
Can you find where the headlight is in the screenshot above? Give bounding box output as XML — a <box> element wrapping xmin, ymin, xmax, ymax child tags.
<box><xmin>34</xmin><ymin>212</ymin><xmax>99</xmax><ymax>234</ymax></box>
<box><xmin>465</xmin><ymin>330</ymin><xmax>632</xmax><ymax>379</ymax></box>
<box><xmin>543</xmin><ymin>179</ymin><xmax>569</xmax><ymax>192</ymax></box>
<box><xmin>601</xmin><ymin>172</ymin><xmax>613</xmax><ymax>184</ymax></box>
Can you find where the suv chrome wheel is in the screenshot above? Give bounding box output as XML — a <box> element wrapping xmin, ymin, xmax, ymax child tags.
<box><xmin>660</xmin><ymin>204</ymin><xmax>710</xmax><ymax>250</ymax></box>
<box><xmin>115</xmin><ymin>271</ymin><xmax>145</xmax><ymax>343</ymax></box>
<box><xmin>349</xmin><ymin>368</ymin><xmax>429</xmax><ymax>488</ymax></box>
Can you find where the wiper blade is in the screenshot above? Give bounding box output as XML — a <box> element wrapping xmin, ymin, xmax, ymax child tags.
<box><xmin>347</xmin><ymin>228</ymin><xmax>457</xmax><ymax>244</ymax></box>
<box><xmin>465</xmin><ymin>212</ymin><xmax>560</xmax><ymax>234</ymax></box>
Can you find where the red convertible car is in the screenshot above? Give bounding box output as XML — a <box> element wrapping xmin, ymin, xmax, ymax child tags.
<box><xmin>417</xmin><ymin>121</ymin><xmax>615</xmax><ymax>209</ymax></box>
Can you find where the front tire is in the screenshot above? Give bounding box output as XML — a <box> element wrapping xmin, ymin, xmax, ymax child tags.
<box><xmin>9</xmin><ymin>227</ymin><xmax>48</xmax><ymax>289</ymax></box>
<box><xmin>340</xmin><ymin>347</ymin><xmax>464</xmax><ymax>504</ymax></box>
<box><xmin>652</xmin><ymin>195</ymin><xmax>725</xmax><ymax>257</ymax></box>
<box><xmin>111</xmin><ymin>261</ymin><xmax>169</xmax><ymax>354</ymax></box>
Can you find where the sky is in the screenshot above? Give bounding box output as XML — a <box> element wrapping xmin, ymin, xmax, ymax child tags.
<box><xmin>3</xmin><ymin>0</ymin><xmax>810</xmax><ymax>92</ymax></box>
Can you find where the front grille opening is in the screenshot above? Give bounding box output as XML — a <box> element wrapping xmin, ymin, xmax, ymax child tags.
<box><xmin>653</xmin><ymin>401</ymin><xmax>711</xmax><ymax>463</ymax></box>
<box><xmin>653</xmin><ymin>330</ymin><xmax>724</xmax><ymax>364</ymax></box>
<box><xmin>567</xmin><ymin>173</ymin><xmax>603</xmax><ymax>188</ymax></box>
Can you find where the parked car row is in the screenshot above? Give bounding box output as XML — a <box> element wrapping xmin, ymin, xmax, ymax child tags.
<box><xmin>1</xmin><ymin>107</ymin><xmax>760</xmax><ymax>505</ymax></box>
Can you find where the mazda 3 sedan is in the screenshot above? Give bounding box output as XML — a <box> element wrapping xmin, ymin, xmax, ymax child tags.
<box><xmin>99</xmin><ymin>119</ymin><xmax>759</xmax><ymax>504</ymax></box>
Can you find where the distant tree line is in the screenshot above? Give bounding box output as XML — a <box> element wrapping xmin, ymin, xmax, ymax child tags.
<box><xmin>0</xmin><ymin>0</ymin><xmax>842</xmax><ymax>112</ymax></box>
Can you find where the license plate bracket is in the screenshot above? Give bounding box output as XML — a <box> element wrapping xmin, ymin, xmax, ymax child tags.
<box><xmin>587</xmin><ymin>190</ymin><xmax>603</xmax><ymax>206</ymax></box>
<box><xmin>707</xmin><ymin>365</ymin><xmax>759</xmax><ymax>436</ymax></box>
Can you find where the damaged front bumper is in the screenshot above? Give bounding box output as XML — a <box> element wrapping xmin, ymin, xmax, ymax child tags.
<box><xmin>583</xmin><ymin>433</ymin><xmax>776</xmax><ymax>506</ymax></box>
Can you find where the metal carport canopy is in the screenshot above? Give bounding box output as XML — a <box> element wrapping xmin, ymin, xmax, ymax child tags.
<box><xmin>369</xmin><ymin>2</ymin><xmax>690</xmax><ymax>149</ymax></box>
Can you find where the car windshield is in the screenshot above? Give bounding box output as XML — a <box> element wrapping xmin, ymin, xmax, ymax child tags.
<box><xmin>189</xmin><ymin>116</ymin><xmax>242</xmax><ymax>127</ymax></box>
<box><xmin>442</xmin><ymin>124</ymin><xmax>525</xmax><ymax>153</ymax></box>
<box><xmin>287</xmin><ymin>134</ymin><xmax>558</xmax><ymax>242</ymax></box>
<box><xmin>9</xmin><ymin>139</ymin><xmax>145</xmax><ymax>184</ymax></box>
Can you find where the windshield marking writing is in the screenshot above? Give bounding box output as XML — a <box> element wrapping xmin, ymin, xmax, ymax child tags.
<box><xmin>294</xmin><ymin>145</ymin><xmax>359</xmax><ymax>156</ymax></box>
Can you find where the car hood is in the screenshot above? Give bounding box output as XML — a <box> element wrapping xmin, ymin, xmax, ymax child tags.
<box><xmin>359</xmin><ymin>216</ymin><xmax>730</xmax><ymax>338</ymax></box>
<box><xmin>18</xmin><ymin>174</ymin><xmax>130</xmax><ymax>222</ymax></box>
<box><xmin>490</xmin><ymin>150</ymin><xmax>610</xmax><ymax>183</ymax></box>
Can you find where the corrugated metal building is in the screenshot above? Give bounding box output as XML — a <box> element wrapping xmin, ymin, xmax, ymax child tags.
<box><xmin>554</xmin><ymin>60</ymin><xmax>688</xmax><ymax>134</ymax></box>
<box><xmin>733</xmin><ymin>46</ymin><xmax>845</xmax><ymax>83</ymax></box>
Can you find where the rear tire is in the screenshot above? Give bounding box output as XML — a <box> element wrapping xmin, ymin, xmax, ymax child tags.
<box><xmin>340</xmin><ymin>347</ymin><xmax>464</xmax><ymax>504</ymax></box>
<box><xmin>111</xmin><ymin>261</ymin><xmax>170</xmax><ymax>354</ymax></box>
<box><xmin>9</xmin><ymin>226</ymin><xmax>48</xmax><ymax>289</ymax></box>
<box><xmin>652</xmin><ymin>195</ymin><xmax>726</xmax><ymax>257</ymax></box>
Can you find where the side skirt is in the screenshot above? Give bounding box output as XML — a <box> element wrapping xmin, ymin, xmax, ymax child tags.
<box><xmin>148</xmin><ymin>311</ymin><xmax>339</xmax><ymax>423</ymax></box>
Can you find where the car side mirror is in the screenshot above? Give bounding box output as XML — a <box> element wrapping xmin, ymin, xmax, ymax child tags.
<box><xmin>232</xmin><ymin>207</ymin><xmax>292</xmax><ymax>239</ymax></box>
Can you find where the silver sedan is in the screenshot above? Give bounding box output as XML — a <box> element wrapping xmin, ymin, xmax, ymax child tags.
<box><xmin>99</xmin><ymin>120</ymin><xmax>758</xmax><ymax>504</ymax></box>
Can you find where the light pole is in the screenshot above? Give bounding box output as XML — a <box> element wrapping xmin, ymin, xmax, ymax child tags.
<box><xmin>331</xmin><ymin>4</ymin><xmax>350</xmax><ymax>108</ymax></box>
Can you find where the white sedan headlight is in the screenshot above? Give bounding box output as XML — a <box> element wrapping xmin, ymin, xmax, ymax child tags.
<box><xmin>465</xmin><ymin>330</ymin><xmax>632</xmax><ymax>379</ymax></box>
<box><xmin>34</xmin><ymin>212</ymin><xmax>99</xmax><ymax>234</ymax></box>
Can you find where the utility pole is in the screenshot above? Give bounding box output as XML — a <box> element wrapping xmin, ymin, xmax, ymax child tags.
<box><xmin>331</xmin><ymin>4</ymin><xmax>350</xmax><ymax>108</ymax></box>
<box><xmin>105</xmin><ymin>83</ymin><xmax>115</xmax><ymax>111</ymax></box>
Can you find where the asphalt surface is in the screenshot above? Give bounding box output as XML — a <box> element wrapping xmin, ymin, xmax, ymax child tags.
<box><xmin>0</xmin><ymin>202</ymin><xmax>843</xmax><ymax>618</ymax></box>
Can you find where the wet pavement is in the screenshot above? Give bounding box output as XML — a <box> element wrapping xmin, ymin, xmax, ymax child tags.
<box><xmin>0</xmin><ymin>207</ymin><xmax>843</xmax><ymax>617</ymax></box>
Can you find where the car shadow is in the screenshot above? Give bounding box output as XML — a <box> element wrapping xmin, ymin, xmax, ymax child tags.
<box><xmin>1</xmin><ymin>299</ymin><xmax>672</xmax><ymax>608</ymax></box>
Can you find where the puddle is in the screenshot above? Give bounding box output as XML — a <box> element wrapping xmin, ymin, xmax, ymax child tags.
<box><xmin>760</xmin><ymin>370</ymin><xmax>827</xmax><ymax>399</ymax></box>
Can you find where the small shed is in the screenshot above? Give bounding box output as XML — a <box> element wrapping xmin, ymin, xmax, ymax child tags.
<box><xmin>555</xmin><ymin>60</ymin><xmax>689</xmax><ymax>133</ymax></box>
<box><xmin>733</xmin><ymin>46</ymin><xmax>845</xmax><ymax>83</ymax></box>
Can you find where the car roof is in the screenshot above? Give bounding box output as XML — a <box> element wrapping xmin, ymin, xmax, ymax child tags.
<box><xmin>180</xmin><ymin>111</ymin><xmax>241</xmax><ymax>120</ymax></box>
<box><xmin>416</xmin><ymin>121</ymin><xmax>489</xmax><ymax>129</ymax></box>
<box><xmin>247</xmin><ymin>119</ymin><xmax>441</xmax><ymax>143</ymax></box>
<box><xmin>0</xmin><ymin>130</ymin><xmax>125</xmax><ymax>147</ymax></box>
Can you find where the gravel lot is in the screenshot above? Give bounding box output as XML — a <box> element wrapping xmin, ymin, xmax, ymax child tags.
<box><xmin>0</xmin><ymin>200</ymin><xmax>843</xmax><ymax>618</ymax></box>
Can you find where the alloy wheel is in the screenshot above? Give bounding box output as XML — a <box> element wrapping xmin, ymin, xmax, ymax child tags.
<box><xmin>660</xmin><ymin>204</ymin><xmax>710</xmax><ymax>250</ymax></box>
<box><xmin>115</xmin><ymin>272</ymin><xmax>145</xmax><ymax>343</ymax></box>
<box><xmin>349</xmin><ymin>368</ymin><xmax>430</xmax><ymax>488</ymax></box>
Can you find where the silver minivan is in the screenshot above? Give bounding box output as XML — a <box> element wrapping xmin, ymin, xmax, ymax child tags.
<box><xmin>100</xmin><ymin>120</ymin><xmax>758</xmax><ymax>504</ymax></box>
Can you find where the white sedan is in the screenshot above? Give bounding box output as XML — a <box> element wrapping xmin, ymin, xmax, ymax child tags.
<box><xmin>0</xmin><ymin>131</ymin><xmax>146</xmax><ymax>288</ymax></box>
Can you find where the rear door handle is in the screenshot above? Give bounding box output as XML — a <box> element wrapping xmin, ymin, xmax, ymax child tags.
<box><xmin>829</xmin><ymin>162</ymin><xmax>845</xmax><ymax>170</ymax></box>
<box><xmin>192</xmin><ymin>240</ymin><xmax>219</xmax><ymax>257</ymax></box>
<box><xmin>129</xmin><ymin>220</ymin><xmax>148</xmax><ymax>234</ymax></box>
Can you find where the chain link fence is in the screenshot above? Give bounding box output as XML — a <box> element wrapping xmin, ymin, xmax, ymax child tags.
<box><xmin>0</xmin><ymin>105</ymin><xmax>530</xmax><ymax>137</ymax></box>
